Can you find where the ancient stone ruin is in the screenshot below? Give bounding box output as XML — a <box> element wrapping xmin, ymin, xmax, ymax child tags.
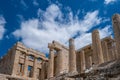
<box><xmin>0</xmin><ymin>14</ymin><xmax>120</xmax><ymax>80</ymax></box>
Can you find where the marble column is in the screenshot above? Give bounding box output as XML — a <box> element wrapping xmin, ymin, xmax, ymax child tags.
<box><xmin>112</xmin><ymin>14</ymin><xmax>120</xmax><ymax>59</ymax></box>
<box><xmin>57</xmin><ymin>50</ymin><xmax>63</xmax><ymax>75</ymax></box>
<box><xmin>92</xmin><ymin>30</ymin><xmax>104</xmax><ymax>65</ymax></box>
<box><xmin>80</xmin><ymin>50</ymin><xmax>86</xmax><ymax>73</ymax></box>
<box><xmin>33</xmin><ymin>57</ymin><xmax>37</xmax><ymax>78</ymax></box>
<box><xmin>89</xmin><ymin>56</ymin><xmax>92</xmax><ymax>67</ymax></box>
<box><xmin>23</xmin><ymin>54</ymin><xmax>28</xmax><ymax>77</ymax></box>
<box><xmin>47</xmin><ymin>48</ymin><xmax>54</xmax><ymax>78</ymax></box>
<box><xmin>41</xmin><ymin>61</ymin><xmax>45</xmax><ymax>80</ymax></box>
<box><xmin>101</xmin><ymin>41</ymin><xmax>109</xmax><ymax>62</ymax></box>
<box><xmin>69</xmin><ymin>38</ymin><xmax>77</xmax><ymax>73</ymax></box>
<box><xmin>76</xmin><ymin>52</ymin><xmax>81</xmax><ymax>73</ymax></box>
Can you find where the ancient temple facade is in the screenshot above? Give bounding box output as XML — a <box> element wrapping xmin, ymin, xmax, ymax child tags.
<box><xmin>46</xmin><ymin>13</ymin><xmax>120</xmax><ymax>80</ymax></box>
<box><xmin>0</xmin><ymin>13</ymin><xmax>120</xmax><ymax>80</ymax></box>
<box><xmin>0</xmin><ymin>42</ymin><xmax>48</xmax><ymax>80</ymax></box>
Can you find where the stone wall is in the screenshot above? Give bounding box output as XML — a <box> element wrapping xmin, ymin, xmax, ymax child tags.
<box><xmin>0</xmin><ymin>42</ymin><xmax>48</xmax><ymax>80</ymax></box>
<box><xmin>0</xmin><ymin>47</ymin><xmax>15</xmax><ymax>75</ymax></box>
<box><xmin>76</xmin><ymin>36</ymin><xmax>117</xmax><ymax>73</ymax></box>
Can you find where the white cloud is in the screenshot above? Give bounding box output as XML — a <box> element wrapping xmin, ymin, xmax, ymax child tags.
<box><xmin>13</xmin><ymin>4</ymin><xmax>110</xmax><ymax>54</ymax></box>
<box><xmin>20</xmin><ymin>0</ymin><xmax>28</xmax><ymax>10</ymax></box>
<box><xmin>75</xmin><ymin>33</ymin><xmax>92</xmax><ymax>49</ymax></box>
<box><xmin>33</xmin><ymin>0</ymin><xmax>39</xmax><ymax>6</ymax></box>
<box><xmin>16</xmin><ymin>14</ymin><xmax>25</xmax><ymax>23</ymax></box>
<box><xmin>104</xmin><ymin>0</ymin><xmax>117</xmax><ymax>4</ymax></box>
<box><xmin>75</xmin><ymin>25</ymin><xmax>112</xmax><ymax>50</ymax></box>
<box><xmin>0</xmin><ymin>16</ymin><xmax>6</xmax><ymax>40</ymax></box>
<box><xmin>99</xmin><ymin>25</ymin><xmax>112</xmax><ymax>38</ymax></box>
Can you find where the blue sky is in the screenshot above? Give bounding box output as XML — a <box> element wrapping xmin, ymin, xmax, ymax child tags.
<box><xmin>0</xmin><ymin>0</ymin><xmax>120</xmax><ymax>57</ymax></box>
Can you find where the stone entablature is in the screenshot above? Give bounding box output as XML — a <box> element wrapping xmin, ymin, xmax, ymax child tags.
<box><xmin>15</xmin><ymin>42</ymin><xmax>46</xmax><ymax>59</ymax></box>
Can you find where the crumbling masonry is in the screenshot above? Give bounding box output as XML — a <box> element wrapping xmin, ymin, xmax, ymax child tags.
<box><xmin>0</xmin><ymin>14</ymin><xmax>120</xmax><ymax>80</ymax></box>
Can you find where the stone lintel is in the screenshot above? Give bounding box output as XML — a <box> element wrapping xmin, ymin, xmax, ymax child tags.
<box><xmin>53</xmin><ymin>40</ymin><xmax>69</xmax><ymax>50</ymax></box>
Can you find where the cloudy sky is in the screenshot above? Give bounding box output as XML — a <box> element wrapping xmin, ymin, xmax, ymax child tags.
<box><xmin>0</xmin><ymin>0</ymin><xmax>120</xmax><ymax>57</ymax></box>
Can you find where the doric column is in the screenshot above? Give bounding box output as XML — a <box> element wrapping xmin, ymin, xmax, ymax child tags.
<box><xmin>92</xmin><ymin>30</ymin><xmax>104</xmax><ymax>65</ymax></box>
<box><xmin>33</xmin><ymin>57</ymin><xmax>37</xmax><ymax>78</ymax></box>
<box><xmin>69</xmin><ymin>38</ymin><xmax>77</xmax><ymax>73</ymax></box>
<box><xmin>101</xmin><ymin>41</ymin><xmax>109</xmax><ymax>62</ymax></box>
<box><xmin>80</xmin><ymin>50</ymin><xmax>86</xmax><ymax>73</ymax></box>
<box><xmin>89</xmin><ymin>56</ymin><xmax>92</xmax><ymax>67</ymax></box>
<box><xmin>47</xmin><ymin>48</ymin><xmax>54</xmax><ymax>78</ymax></box>
<box><xmin>57</xmin><ymin>50</ymin><xmax>64</xmax><ymax>75</ymax></box>
<box><xmin>76</xmin><ymin>52</ymin><xmax>81</xmax><ymax>73</ymax></box>
<box><xmin>112</xmin><ymin>14</ymin><xmax>120</xmax><ymax>59</ymax></box>
<box><xmin>113</xmin><ymin>42</ymin><xmax>118</xmax><ymax>59</ymax></box>
<box><xmin>41</xmin><ymin>61</ymin><xmax>45</xmax><ymax>80</ymax></box>
<box><xmin>23</xmin><ymin>54</ymin><xmax>28</xmax><ymax>77</ymax></box>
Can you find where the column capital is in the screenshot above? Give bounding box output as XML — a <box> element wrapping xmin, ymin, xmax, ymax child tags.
<box><xmin>48</xmin><ymin>43</ymin><xmax>54</xmax><ymax>49</ymax></box>
<box><xmin>92</xmin><ymin>29</ymin><xmax>99</xmax><ymax>33</ymax></box>
<box><xmin>49</xmin><ymin>48</ymin><xmax>54</xmax><ymax>51</ymax></box>
<box><xmin>34</xmin><ymin>56</ymin><xmax>38</xmax><ymax>59</ymax></box>
<box><xmin>69</xmin><ymin>38</ymin><xmax>74</xmax><ymax>41</ymax></box>
<box><xmin>80</xmin><ymin>49</ymin><xmax>84</xmax><ymax>53</ymax></box>
<box><xmin>112</xmin><ymin>14</ymin><xmax>120</xmax><ymax>19</ymax></box>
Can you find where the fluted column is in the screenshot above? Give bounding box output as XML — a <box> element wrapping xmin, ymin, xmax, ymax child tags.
<box><xmin>101</xmin><ymin>41</ymin><xmax>109</xmax><ymax>62</ymax></box>
<box><xmin>23</xmin><ymin>54</ymin><xmax>28</xmax><ymax>77</ymax></box>
<box><xmin>92</xmin><ymin>30</ymin><xmax>104</xmax><ymax>65</ymax></box>
<box><xmin>112</xmin><ymin>14</ymin><xmax>120</xmax><ymax>59</ymax></box>
<box><xmin>69</xmin><ymin>38</ymin><xmax>77</xmax><ymax>73</ymax></box>
<box><xmin>57</xmin><ymin>50</ymin><xmax>64</xmax><ymax>75</ymax></box>
<box><xmin>80</xmin><ymin>50</ymin><xmax>86</xmax><ymax>73</ymax></box>
<box><xmin>89</xmin><ymin>56</ymin><xmax>92</xmax><ymax>67</ymax></box>
<box><xmin>47</xmin><ymin>48</ymin><xmax>54</xmax><ymax>78</ymax></box>
<box><xmin>41</xmin><ymin>61</ymin><xmax>45</xmax><ymax>80</ymax></box>
<box><xmin>33</xmin><ymin>57</ymin><xmax>37</xmax><ymax>78</ymax></box>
